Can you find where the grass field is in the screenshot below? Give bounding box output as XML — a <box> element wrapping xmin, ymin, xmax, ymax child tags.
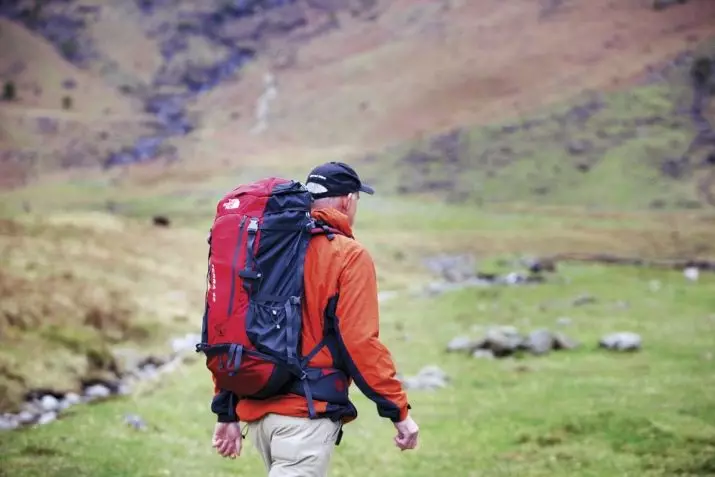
<box><xmin>2</xmin><ymin>176</ymin><xmax>715</xmax><ymax>477</ymax></box>
<box><xmin>1</xmin><ymin>252</ymin><xmax>714</xmax><ymax>477</ymax></box>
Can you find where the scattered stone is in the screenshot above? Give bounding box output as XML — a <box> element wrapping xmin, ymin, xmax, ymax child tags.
<box><xmin>524</xmin><ymin>257</ymin><xmax>557</xmax><ymax>274</ymax></box>
<box><xmin>566</xmin><ymin>139</ymin><xmax>592</xmax><ymax>155</ymax></box>
<box><xmin>572</xmin><ymin>294</ymin><xmax>596</xmax><ymax>307</ymax></box>
<box><xmin>117</xmin><ymin>383</ymin><xmax>133</xmax><ymax>396</ymax></box>
<box><xmin>423</xmin><ymin>253</ymin><xmax>477</xmax><ymax>282</ymax></box>
<box><xmin>137</xmin><ymin>364</ymin><xmax>159</xmax><ymax>380</ymax></box>
<box><xmin>684</xmin><ymin>266</ymin><xmax>700</xmax><ymax>282</ymax></box>
<box><xmin>0</xmin><ymin>415</ymin><xmax>18</xmax><ymax>431</ymax></box>
<box><xmin>40</xmin><ymin>395</ymin><xmax>60</xmax><ymax>412</ymax></box>
<box><xmin>2</xmin><ymin>328</ymin><xmax>202</xmax><ymax>432</ymax></box>
<box><xmin>447</xmin><ymin>325</ymin><xmax>579</xmax><ymax>360</ymax></box>
<box><xmin>472</xmin><ymin>349</ymin><xmax>495</xmax><ymax>360</ymax></box>
<box><xmin>16</xmin><ymin>411</ymin><xmax>35</xmax><ymax>425</ymax></box>
<box><xmin>401</xmin><ymin>365</ymin><xmax>449</xmax><ymax>391</ymax></box>
<box><xmin>84</xmin><ymin>384</ymin><xmax>111</xmax><ymax>400</ymax></box>
<box><xmin>553</xmin><ymin>332</ymin><xmax>580</xmax><ymax>350</ymax></box>
<box><xmin>599</xmin><ymin>332</ymin><xmax>642</xmax><ymax>351</ymax></box>
<box><xmin>36</xmin><ymin>412</ymin><xmax>57</xmax><ymax>426</ymax></box>
<box><xmin>446</xmin><ymin>336</ymin><xmax>477</xmax><ymax>353</ymax></box>
<box><xmin>61</xmin><ymin>393</ymin><xmax>81</xmax><ymax>409</ymax></box>
<box><xmin>502</xmin><ymin>272</ymin><xmax>530</xmax><ymax>285</ymax></box>
<box><xmin>523</xmin><ymin>329</ymin><xmax>554</xmax><ymax>355</ymax></box>
<box><xmin>124</xmin><ymin>414</ymin><xmax>147</xmax><ymax>431</ymax></box>
<box><xmin>481</xmin><ymin>326</ymin><xmax>524</xmax><ymax>357</ymax></box>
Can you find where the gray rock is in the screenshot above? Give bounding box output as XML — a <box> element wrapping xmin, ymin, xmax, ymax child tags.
<box><xmin>36</xmin><ymin>412</ymin><xmax>57</xmax><ymax>426</ymax></box>
<box><xmin>21</xmin><ymin>401</ymin><xmax>42</xmax><ymax>415</ymax></box>
<box><xmin>472</xmin><ymin>349</ymin><xmax>495</xmax><ymax>360</ymax></box>
<box><xmin>501</xmin><ymin>272</ymin><xmax>529</xmax><ymax>285</ymax></box>
<box><xmin>138</xmin><ymin>364</ymin><xmax>159</xmax><ymax>380</ymax></box>
<box><xmin>482</xmin><ymin>326</ymin><xmax>523</xmax><ymax>357</ymax></box>
<box><xmin>567</xmin><ymin>140</ymin><xmax>591</xmax><ymax>155</ymax></box>
<box><xmin>523</xmin><ymin>329</ymin><xmax>554</xmax><ymax>355</ymax></box>
<box><xmin>423</xmin><ymin>254</ymin><xmax>476</xmax><ymax>282</ymax></box>
<box><xmin>599</xmin><ymin>332</ymin><xmax>642</xmax><ymax>351</ymax></box>
<box><xmin>40</xmin><ymin>395</ymin><xmax>60</xmax><ymax>412</ymax></box>
<box><xmin>124</xmin><ymin>414</ymin><xmax>147</xmax><ymax>431</ymax></box>
<box><xmin>63</xmin><ymin>392</ymin><xmax>82</xmax><ymax>407</ymax></box>
<box><xmin>553</xmin><ymin>332</ymin><xmax>580</xmax><ymax>350</ymax></box>
<box><xmin>84</xmin><ymin>384</ymin><xmax>111</xmax><ymax>400</ymax></box>
<box><xmin>401</xmin><ymin>365</ymin><xmax>449</xmax><ymax>391</ymax></box>
<box><xmin>17</xmin><ymin>410</ymin><xmax>36</xmax><ymax>425</ymax></box>
<box><xmin>684</xmin><ymin>267</ymin><xmax>700</xmax><ymax>282</ymax></box>
<box><xmin>446</xmin><ymin>336</ymin><xmax>476</xmax><ymax>353</ymax></box>
<box><xmin>117</xmin><ymin>383</ymin><xmax>133</xmax><ymax>396</ymax></box>
<box><xmin>572</xmin><ymin>294</ymin><xmax>596</xmax><ymax>307</ymax></box>
<box><xmin>0</xmin><ymin>415</ymin><xmax>18</xmax><ymax>431</ymax></box>
<box><xmin>417</xmin><ymin>365</ymin><xmax>448</xmax><ymax>381</ymax></box>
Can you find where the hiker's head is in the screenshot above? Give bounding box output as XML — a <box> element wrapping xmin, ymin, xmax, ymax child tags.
<box><xmin>305</xmin><ymin>161</ymin><xmax>374</xmax><ymax>225</ymax></box>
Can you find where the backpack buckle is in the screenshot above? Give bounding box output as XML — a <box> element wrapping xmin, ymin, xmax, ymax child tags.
<box><xmin>247</xmin><ymin>218</ymin><xmax>259</xmax><ymax>234</ymax></box>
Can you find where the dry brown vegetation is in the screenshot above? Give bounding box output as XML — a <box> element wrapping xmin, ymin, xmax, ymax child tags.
<box><xmin>177</xmin><ymin>0</ymin><xmax>715</xmax><ymax>164</ymax></box>
<box><xmin>0</xmin><ymin>212</ymin><xmax>207</xmax><ymax>412</ymax></box>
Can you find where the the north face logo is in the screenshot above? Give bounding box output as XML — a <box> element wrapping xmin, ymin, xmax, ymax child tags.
<box><xmin>223</xmin><ymin>198</ymin><xmax>240</xmax><ymax>210</ymax></box>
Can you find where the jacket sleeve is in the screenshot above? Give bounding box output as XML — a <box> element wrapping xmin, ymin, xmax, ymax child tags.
<box><xmin>211</xmin><ymin>375</ymin><xmax>239</xmax><ymax>423</ymax></box>
<box><xmin>333</xmin><ymin>246</ymin><xmax>411</xmax><ymax>422</ymax></box>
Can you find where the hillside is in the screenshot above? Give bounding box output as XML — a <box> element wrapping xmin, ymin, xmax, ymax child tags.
<box><xmin>1</xmin><ymin>0</ymin><xmax>715</xmax><ymax>193</ymax></box>
<box><xmin>358</xmin><ymin>38</ymin><xmax>715</xmax><ymax>209</ymax></box>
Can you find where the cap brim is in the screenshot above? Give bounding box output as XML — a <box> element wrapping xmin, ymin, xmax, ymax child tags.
<box><xmin>359</xmin><ymin>183</ymin><xmax>375</xmax><ymax>195</ymax></box>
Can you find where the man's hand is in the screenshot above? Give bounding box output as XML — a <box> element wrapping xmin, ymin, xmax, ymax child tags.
<box><xmin>212</xmin><ymin>422</ymin><xmax>243</xmax><ymax>459</ymax></box>
<box><xmin>393</xmin><ymin>415</ymin><xmax>419</xmax><ymax>451</ymax></box>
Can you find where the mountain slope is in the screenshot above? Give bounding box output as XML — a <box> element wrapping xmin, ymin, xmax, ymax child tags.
<box><xmin>2</xmin><ymin>0</ymin><xmax>715</xmax><ymax>187</ymax></box>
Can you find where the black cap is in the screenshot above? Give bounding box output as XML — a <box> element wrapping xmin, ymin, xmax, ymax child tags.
<box><xmin>305</xmin><ymin>161</ymin><xmax>375</xmax><ymax>199</ymax></box>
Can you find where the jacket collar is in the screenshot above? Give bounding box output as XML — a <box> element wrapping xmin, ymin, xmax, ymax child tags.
<box><xmin>311</xmin><ymin>208</ymin><xmax>354</xmax><ymax>239</ymax></box>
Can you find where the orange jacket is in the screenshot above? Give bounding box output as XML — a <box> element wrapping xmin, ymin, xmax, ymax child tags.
<box><xmin>211</xmin><ymin>207</ymin><xmax>410</xmax><ymax>424</ymax></box>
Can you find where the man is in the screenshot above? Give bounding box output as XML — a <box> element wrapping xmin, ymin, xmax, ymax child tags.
<box><xmin>211</xmin><ymin>161</ymin><xmax>419</xmax><ymax>476</ymax></box>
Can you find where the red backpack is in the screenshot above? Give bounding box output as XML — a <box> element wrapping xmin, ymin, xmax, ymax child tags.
<box><xmin>195</xmin><ymin>177</ymin><xmax>346</xmax><ymax>419</ymax></box>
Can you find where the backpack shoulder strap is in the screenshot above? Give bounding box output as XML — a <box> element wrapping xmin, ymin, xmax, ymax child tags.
<box><xmin>310</xmin><ymin>220</ymin><xmax>346</xmax><ymax>241</ymax></box>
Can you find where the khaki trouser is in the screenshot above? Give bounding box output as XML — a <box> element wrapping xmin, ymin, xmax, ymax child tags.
<box><xmin>247</xmin><ymin>414</ymin><xmax>342</xmax><ymax>477</ymax></box>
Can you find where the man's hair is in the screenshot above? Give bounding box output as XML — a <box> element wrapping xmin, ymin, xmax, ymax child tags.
<box><xmin>311</xmin><ymin>196</ymin><xmax>345</xmax><ymax>210</ymax></box>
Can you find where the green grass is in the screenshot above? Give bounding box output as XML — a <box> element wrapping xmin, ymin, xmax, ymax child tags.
<box><xmin>1</xmin><ymin>263</ymin><xmax>714</xmax><ymax>477</ymax></box>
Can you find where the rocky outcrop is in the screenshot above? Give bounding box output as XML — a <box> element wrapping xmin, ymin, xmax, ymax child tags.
<box><xmin>445</xmin><ymin>326</ymin><xmax>580</xmax><ymax>360</ymax></box>
<box><xmin>415</xmin><ymin>253</ymin><xmax>553</xmax><ymax>298</ymax></box>
<box><xmin>0</xmin><ymin>332</ymin><xmax>201</xmax><ymax>432</ymax></box>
